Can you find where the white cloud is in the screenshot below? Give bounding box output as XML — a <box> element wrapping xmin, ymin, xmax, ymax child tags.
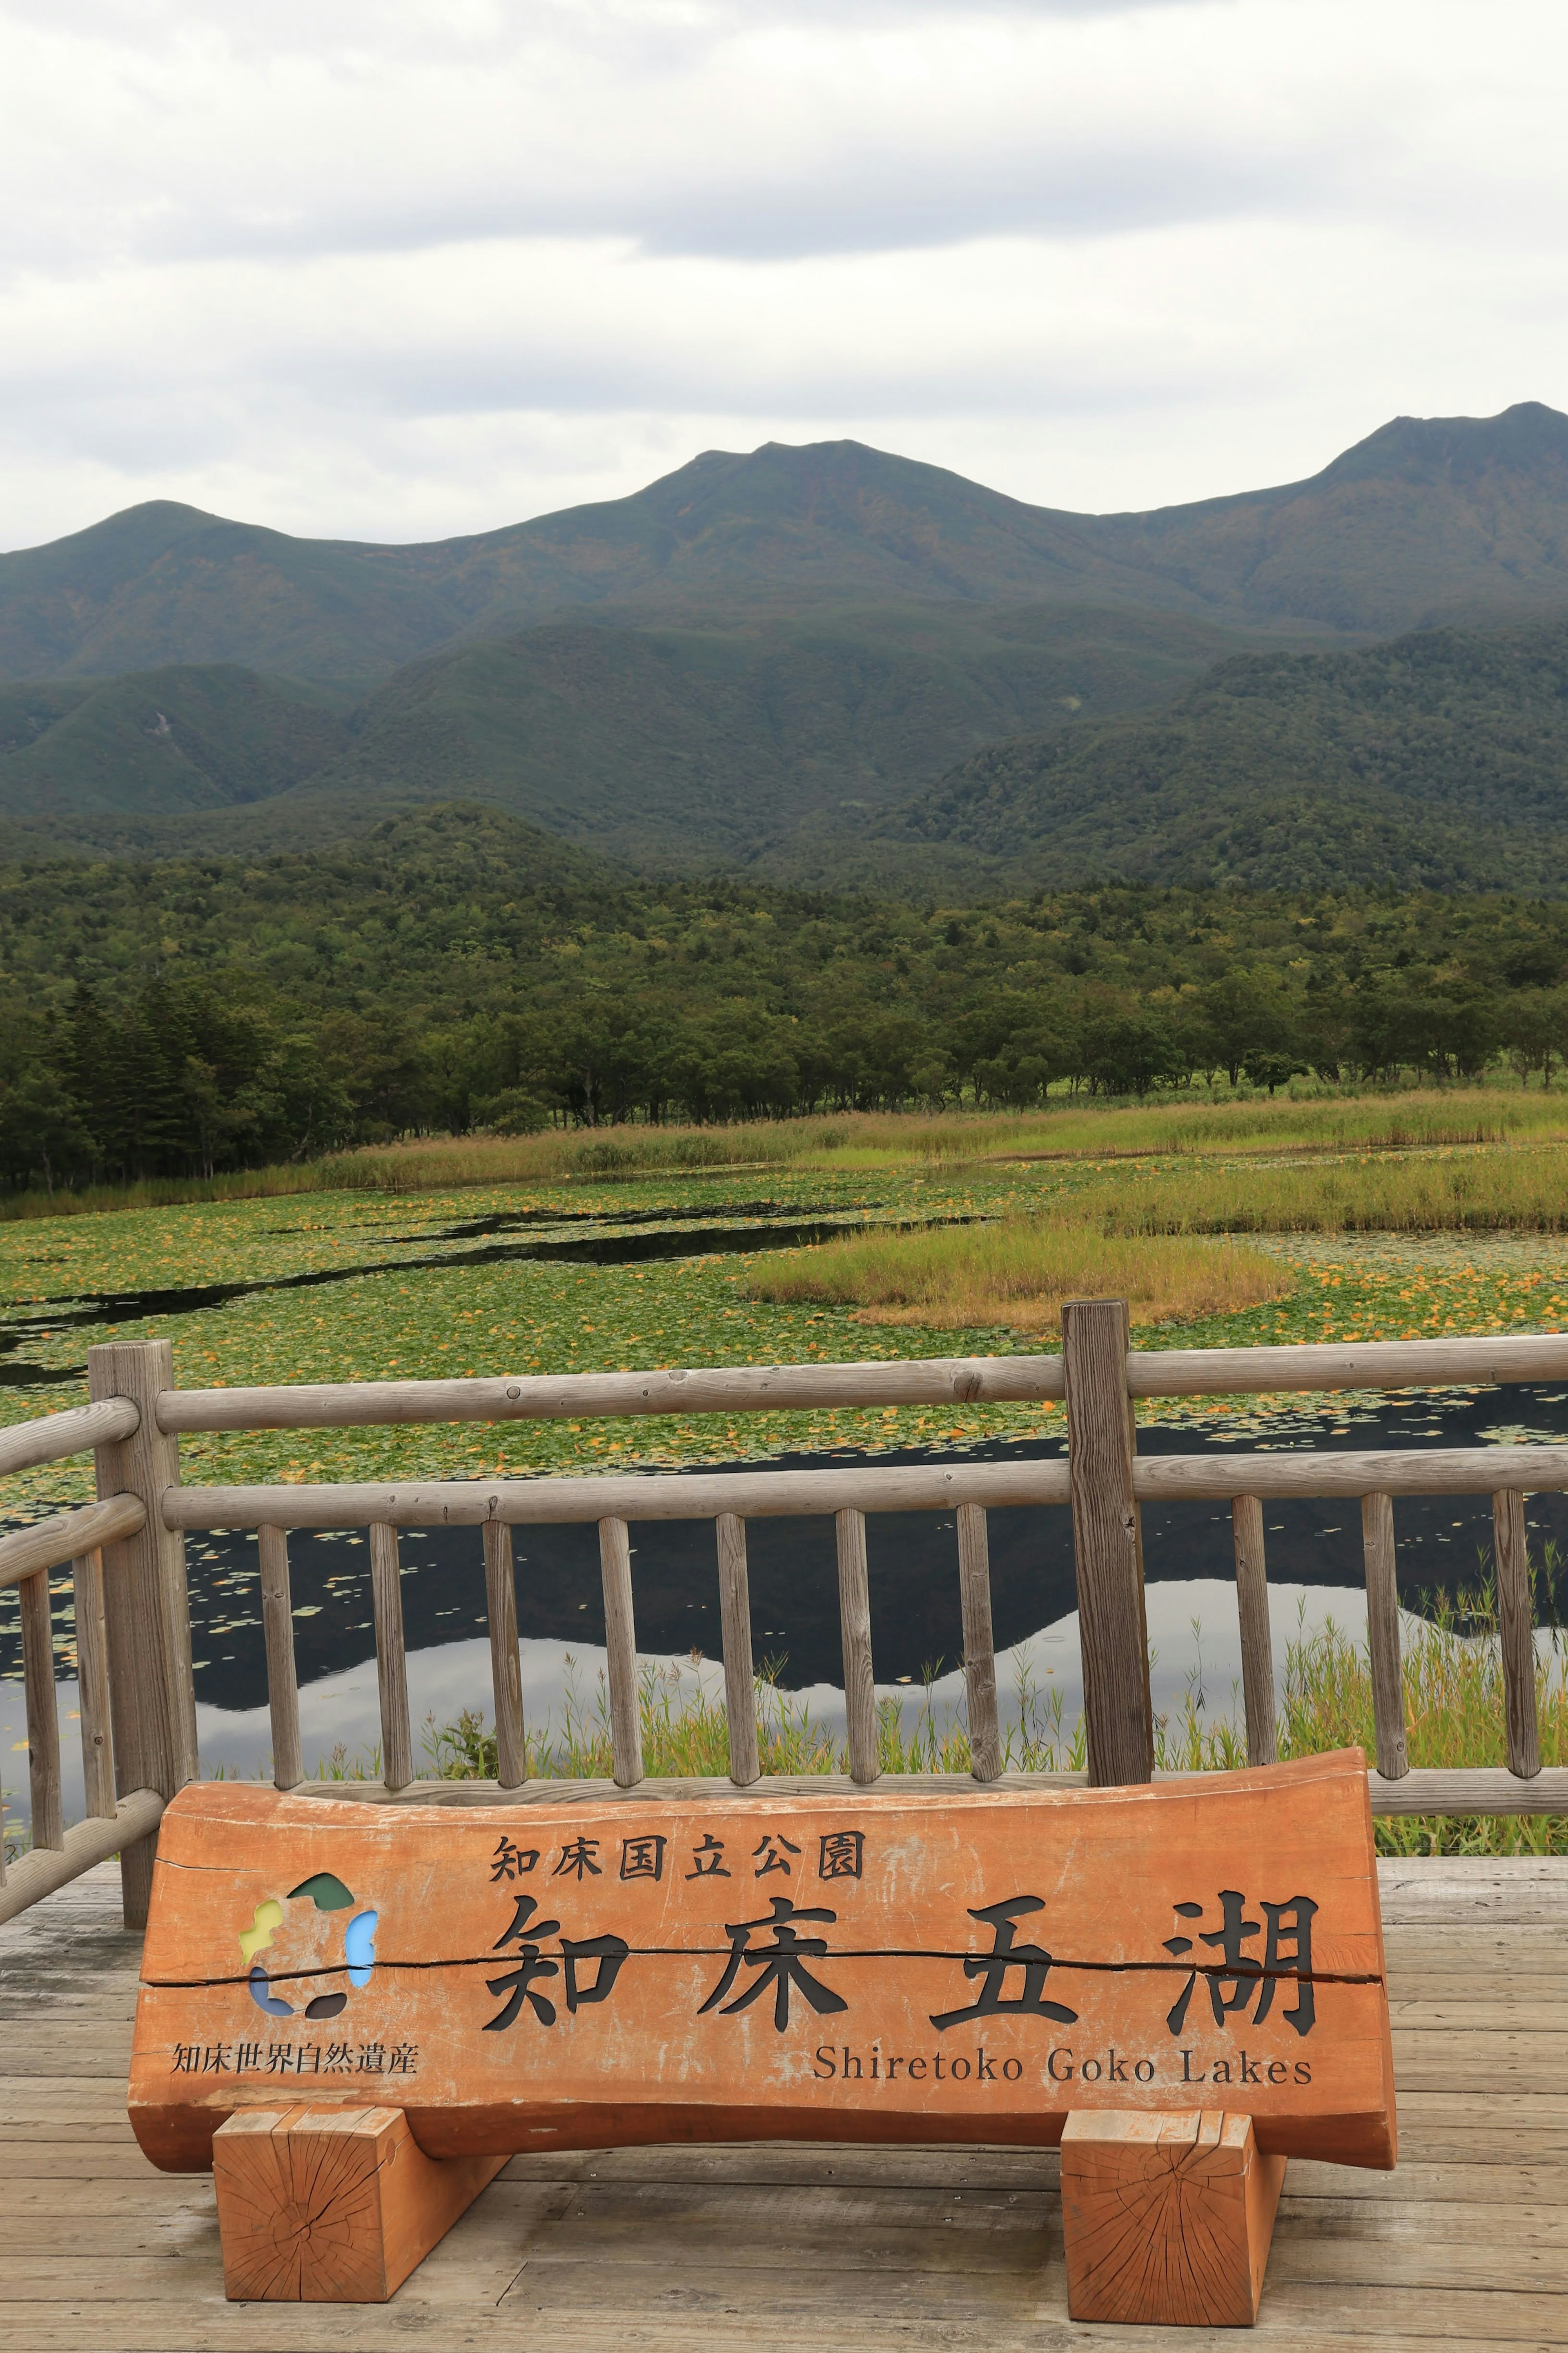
<box><xmin>0</xmin><ymin>0</ymin><xmax>1566</xmax><ymax>549</ymax></box>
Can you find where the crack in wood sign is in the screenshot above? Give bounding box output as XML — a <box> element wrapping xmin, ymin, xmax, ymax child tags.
<box><xmin>129</xmin><ymin>1751</ymin><xmax>1394</xmax><ymax>2317</ymax></box>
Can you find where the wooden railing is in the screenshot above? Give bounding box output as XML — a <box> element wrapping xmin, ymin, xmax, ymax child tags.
<box><xmin>4</xmin><ymin>1310</ymin><xmax>1568</xmax><ymax>1931</ymax></box>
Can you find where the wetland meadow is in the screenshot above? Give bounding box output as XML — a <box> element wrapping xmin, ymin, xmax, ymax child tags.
<box><xmin>5</xmin><ymin>1088</ymin><xmax>1568</xmax><ymax>1854</ymax></box>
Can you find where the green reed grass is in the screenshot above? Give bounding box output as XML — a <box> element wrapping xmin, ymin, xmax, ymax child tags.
<box><xmin>397</xmin><ymin>1590</ymin><xmax>1568</xmax><ymax>1859</ymax></box>
<box><xmin>9</xmin><ymin>1085</ymin><xmax>1568</xmax><ymax>1223</ymax></box>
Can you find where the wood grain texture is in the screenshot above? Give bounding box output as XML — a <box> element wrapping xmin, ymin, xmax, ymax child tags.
<box><xmin>8</xmin><ymin>1841</ymin><xmax>1555</xmax><ymax>2353</ymax></box>
<box><xmin>1060</xmin><ymin>2107</ymin><xmax>1286</xmax><ymax>2325</ymax></box>
<box><xmin>1232</xmin><ymin>1495</ymin><xmax>1278</xmax><ymax>1768</ymax></box>
<box><xmin>154</xmin><ymin>1330</ymin><xmax>1568</xmax><ymax>1436</ymax></box>
<box><xmin>166</xmin><ymin>1438</ymin><xmax>1568</xmax><ymax>1534</ymax></box>
<box><xmin>19</xmin><ymin>1570</ymin><xmax>62</xmax><ymax>1852</ymax></box>
<box><xmin>129</xmin><ymin>1755</ymin><xmax>1394</xmax><ymax>2176</ymax></box>
<box><xmin>258</xmin><ymin>1527</ymin><xmax>303</xmax><ymax>1793</ymax></box>
<box><xmin>1361</xmin><ymin>1493</ymin><xmax>1409</xmax><ymax>1782</ymax></box>
<box><xmin>835</xmin><ymin>1507</ymin><xmax>878</xmax><ymax>1786</ymax></box>
<box><xmin>0</xmin><ymin>1396</ymin><xmax>139</xmax><ymax>1477</ymax></box>
<box><xmin>72</xmin><ymin>1549</ymin><xmax>116</xmax><ymax>1820</ymax></box>
<box><xmin>1062</xmin><ymin>1298</ymin><xmax>1153</xmax><ymax>1788</ymax></box>
<box><xmin>158</xmin><ymin>1356</ymin><xmax>1068</xmax><ymax>1433</ymax></box>
<box><xmin>0</xmin><ymin>1790</ymin><xmax>164</xmax><ymax>1928</ymax></box>
<box><xmin>89</xmin><ymin>1338</ymin><xmax>197</xmax><ymax>1929</ymax></box>
<box><xmin>598</xmin><ymin>1517</ymin><xmax>643</xmax><ymax>1790</ymax></box>
<box><xmin>0</xmin><ymin>1495</ymin><xmax>144</xmax><ymax>1590</ymax></box>
<box><xmin>715</xmin><ymin>1514</ymin><xmax>760</xmax><ymax>1789</ymax></box>
<box><xmin>212</xmin><ymin>2103</ymin><xmax>504</xmax><ymax>2301</ymax></box>
<box><xmin>956</xmin><ymin>1503</ymin><xmax>1000</xmax><ymax>1784</ymax></box>
<box><xmin>1492</xmin><ymin>1490</ymin><xmax>1541</xmax><ymax>1781</ymax></box>
<box><xmin>482</xmin><ymin>1523</ymin><xmax>527</xmax><ymax>1792</ymax></box>
<box><xmin>368</xmin><ymin>1524</ymin><xmax>413</xmax><ymax>1795</ymax></box>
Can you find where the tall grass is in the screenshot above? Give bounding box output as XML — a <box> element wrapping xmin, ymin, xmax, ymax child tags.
<box><xmin>1079</xmin><ymin>1144</ymin><xmax>1568</xmax><ymax>1235</ymax></box>
<box><xmin>397</xmin><ymin>1580</ymin><xmax>1568</xmax><ymax>1860</ymax></box>
<box><xmin>753</xmin><ymin>1221</ymin><xmax>1288</xmax><ymax>1329</ymax></box>
<box><xmin>9</xmin><ymin>1086</ymin><xmax>1568</xmax><ymax>1223</ymax></box>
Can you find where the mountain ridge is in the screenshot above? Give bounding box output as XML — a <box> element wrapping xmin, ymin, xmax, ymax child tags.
<box><xmin>7</xmin><ymin>403</ymin><xmax>1568</xmax><ymax>681</ymax></box>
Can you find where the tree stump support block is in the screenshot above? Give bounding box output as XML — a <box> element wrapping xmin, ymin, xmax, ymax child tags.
<box><xmin>212</xmin><ymin>2103</ymin><xmax>506</xmax><ymax>2302</ymax></box>
<box><xmin>1060</xmin><ymin>2108</ymin><xmax>1286</xmax><ymax>2328</ymax></box>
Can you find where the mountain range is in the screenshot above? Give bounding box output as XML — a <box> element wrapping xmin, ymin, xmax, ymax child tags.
<box><xmin>5</xmin><ymin>402</ymin><xmax>1568</xmax><ymax>889</ymax></box>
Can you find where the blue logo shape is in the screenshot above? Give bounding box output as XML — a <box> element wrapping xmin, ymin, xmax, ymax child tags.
<box><xmin>249</xmin><ymin>1964</ymin><xmax>294</xmax><ymax>2017</ymax></box>
<box><xmin>344</xmin><ymin>1909</ymin><xmax>378</xmax><ymax>1989</ymax></box>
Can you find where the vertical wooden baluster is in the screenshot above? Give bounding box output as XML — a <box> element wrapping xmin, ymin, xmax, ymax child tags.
<box><xmin>369</xmin><ymin>1523</ymin><xmax>413</xmax><ymax>1793</ymax></box>
<box><xmin>835</xmin><ymin>1508</ymin><xmax>879</xmax><ymax>1785</ymax></box>
<box><xmin>257</xmin><ymin>1526</ymin><xmax>303</xmax><ymax>1791</ymax></box>
<box><xmin>599</xmin><ymin>1517</ymin><xmax>643</xmax><ymax>1790</ymax></box>
<box><xmin>72</xmin><ymin>1549</ymin><xmax>115</xmax><ymax>1820</ymax></box>
<box><xmin>483</xmin><ymin>1522</ymin><xmax>527</xmax><ymax>1791</ymax></box>
<box><xmin>1231</xmin><ymin>1496</ymin><xmax>1278</xmax><ymax>1768</ymax></box>
<box><xmin>20</xmin><ymin>1569</ymin><xmax>63</xmax><ymax>1852</ymax></box>
<box><xmin>89</xmin><ymin>1336</ymin><xmax>197</xmax><ymax>1927</ymax></box>
<box><xmin>1062</xmin><ymin>1298</ymin><xmax>1153</xmax><ymax>1786</ymax></box>
<box><xmin>957</xmin><ymin>1502</ymin><xmax>1001</xmax><ymax>1783</ymax></box>
<box><xmin>1361</xmin><ymin>1492</ymin><xmax>1408</xmax><ymax>1780</ymax></box>
<box><xmin>1493</xmin><ymin>1490</ymin><xmax>1541</xmax><ymax>1780</ymax></box>
<box><xmin>716</xmin><ymin>1513</ymin><xmax>760</xmax><ymax>1788</ymax></box>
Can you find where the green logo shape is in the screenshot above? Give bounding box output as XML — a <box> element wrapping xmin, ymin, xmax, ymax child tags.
<box><xmin>287</xmin><ymin>1872</ymin><xmax>356</xmax><ymax>1913</ymax></box>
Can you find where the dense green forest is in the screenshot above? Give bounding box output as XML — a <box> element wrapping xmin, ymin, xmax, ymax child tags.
<box><xmin>3</xmin><ymin>804</ymin><xmax>1567</xmax><ymax>1193</ymax></box>
<box><xmin>854</xmin><ymin>617</ymin><xmax>1568</xmax><ymax>896</ymax></box>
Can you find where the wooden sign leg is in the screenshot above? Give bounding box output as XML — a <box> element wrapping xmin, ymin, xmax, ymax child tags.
<box><xmin>213</xmin><ymin>2105</ymin><xmax>506</xmax><ymax>2302</ymax></box>
<box><xmin>1060</xmin><ymin>2110</ymin><xmax>1286</xmax><ymax>2327</ymax></box>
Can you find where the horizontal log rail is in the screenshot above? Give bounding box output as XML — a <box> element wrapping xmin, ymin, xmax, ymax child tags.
<box><xmin>151</xmin><ymin>1330</ymin><xmax>1568</xmax><ymax>1434</ymax></box>
<box><xmin>0</xmin><ymin>1789</ymin><xmax>164</xmax><ymax>1929</ymax></box>
<box><xmin>154</xmin><ymin>1357</ymin><xmax>1067</xmax><ymax>1432</ymax></box>
<box><xmin>0</xmin><ymin>1396</ymin><xmax>138</xmax><ymax>1476</ymax></box>
<box><xmin>10</xmin><ymin>1320</ymin><xmax>1568</xmax><ymax>1937</ymax></box>
<box><xmin>0</xmin><ymin>1494</ymin><xmax>145</xmax><ymax>1588</ymax></box>
<box><xmin>163</xmin><ymin>1442</ymin><xmax>1568</xmax><ymax>1531</ymax></box>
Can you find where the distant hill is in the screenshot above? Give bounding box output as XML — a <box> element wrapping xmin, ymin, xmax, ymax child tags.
<box><xmin>0</xmin><ymin>666</ymin><xmax>350</xmax><ymax>819</ymax></box>
<box><xmin>5</xmin><ymin>404</ymin><xmax>1568</xmax><ymax>682</ymax></box>
<box><xmin>826</xmin><ymin>617</ymin><xmax>1568</xmax><ymax>896</ymax></box>
<box><xmin>0</xmin><ymin>602</ymin><xmax>1244</xmax><ymax>864</ymax></box>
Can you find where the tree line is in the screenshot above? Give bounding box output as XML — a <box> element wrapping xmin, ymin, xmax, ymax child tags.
<box><xmin>3</xmin><ymin>805</ymin><xmax>1568</xmax><ymax>1192</ymax></box>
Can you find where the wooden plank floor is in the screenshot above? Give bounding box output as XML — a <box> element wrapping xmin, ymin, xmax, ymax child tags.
<box><xmin>2</xmin><ymin>1857</ymin><xmax>1565</xmax><ymax>2351</ymax></box>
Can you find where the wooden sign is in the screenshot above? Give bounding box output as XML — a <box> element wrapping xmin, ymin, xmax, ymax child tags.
<box><xmin>130</xmin><ymin>1751</ymin><xmax>1394</xmax><ymax>2180</ymax></box>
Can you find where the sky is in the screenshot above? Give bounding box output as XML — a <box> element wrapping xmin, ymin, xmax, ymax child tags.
<box><xmin>2</xmin><ymin>0</ymin><xmax>1565</xmax><ymax>551</ymax></box>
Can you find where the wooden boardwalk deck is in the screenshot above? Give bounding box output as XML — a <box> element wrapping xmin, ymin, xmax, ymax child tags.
<box><xmin>2</xmin><ymin>1856</ymin><xmax>1564</xmax><ymax>2352</ymax></box>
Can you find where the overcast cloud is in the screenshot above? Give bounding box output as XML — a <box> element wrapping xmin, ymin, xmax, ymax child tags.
<box><xmin>1</xmin><ymin>0</ymin><xmax>1563</xmax><ymax>548</ymax></box>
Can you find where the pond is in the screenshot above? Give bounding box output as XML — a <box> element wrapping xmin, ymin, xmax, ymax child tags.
<box><xmin>4</xmin><ymin>1378</ymin><xmax>1567</xmax><ymax>1822</ymax></box>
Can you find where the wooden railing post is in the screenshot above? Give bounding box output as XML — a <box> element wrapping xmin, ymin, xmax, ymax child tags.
<box><xmin>956</xmin><ymin>1503</ymin><xmax>1001</xmax><ymax>1783</ymax></box>
<box><xmin>715</xmin><ymin>1514</ymin><xmax>760</xmax><ymax>1788</ymax></box>
<box><xmin>483</xmin><ymin>1523</ymin><xmax>528</xmax><ymax>1792</ymax></box>
<box><xmin>835</xmin><ymin>1508</ymin><xmax>879</xmax><ymax>1785</ymax></box>
<box><xmin>1361</xmin><ymin>1493</ymin><xmax>1408</xmax><ymax>1781</ymax></box>
<box><xmin>599</xmin><ymin>1518</ymin><xmax>644</xmax><ymax>1789</ymax></box>
<box><xmin>1492</xmin><ymin>1490</ymin><xmax>1541</xmax><ymax>1780</ymax></box>
<box><xmin>369</xmin><ymin>1524</ymin><xmax>414</xmax><ymax>1793</ymax></box>
<box><xmin>1231</xmin><ymin>1497</ymin><xmax>1278</xmax><ymax>1766</ymax></box>
<box><xmin>1062</xmin><ymin>1299</ymin><xmax>1154</xmax><ymax>1786</ymax></box>
<box><xmin>88</xmin><ymin>1338</ymin><xmax>197</xmax><ymax>1929</ymax></box>
<box><xmin>257</xmin><ymin>1527</ymin><xmax>303</xmax><ymax>1791</ymax></box>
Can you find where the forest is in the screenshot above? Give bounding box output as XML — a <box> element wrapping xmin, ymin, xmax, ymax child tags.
<box><xmin>4</xmin><ymin>801</ymin><xmax>1568</xmax><ymax>1194</ymax></box>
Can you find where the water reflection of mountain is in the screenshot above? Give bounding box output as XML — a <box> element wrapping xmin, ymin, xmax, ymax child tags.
<box><xmin>6</xmin><ymin>1382</ymin><xmax>1567</xmax><ymax>1718</ymax></box>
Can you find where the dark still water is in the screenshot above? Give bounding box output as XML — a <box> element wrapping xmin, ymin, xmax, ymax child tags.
<box><xmin>7</xmin><ymin>1383</ymin><xmax>1567</xmax><ymax>1718</ymax></box>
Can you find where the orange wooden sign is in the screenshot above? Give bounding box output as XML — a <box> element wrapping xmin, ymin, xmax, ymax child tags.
<box><xmin>130</xmin><ymin>1751</ymin><xmax>1394</xmax><ymax>2176</ymax></box>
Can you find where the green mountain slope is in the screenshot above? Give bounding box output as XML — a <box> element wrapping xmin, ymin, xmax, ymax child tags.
<box><xmin>0</xmin><ymin>602</ymin><xmax>1245</xmax><ymax>862</ymax></box>
<box><xmin>0</xmin><ymin>666</ymin><xmax>351</xmax><ymax>819</ymax></box>
<box><xmin>844</xmin><ymin>618</ymin><xmax>1568</xmax><ymax>895</ymax></box>
<box><xmin>5</xmin><ymin>403</ymin><xmax>1568</xmax><ymax>682</ymax></box>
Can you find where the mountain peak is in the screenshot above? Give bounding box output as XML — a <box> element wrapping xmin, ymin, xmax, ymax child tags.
<box><xmin>1316</xmin><ymin>400</ymin><xmax>1568</xmax><ymax>488</ymax></box>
